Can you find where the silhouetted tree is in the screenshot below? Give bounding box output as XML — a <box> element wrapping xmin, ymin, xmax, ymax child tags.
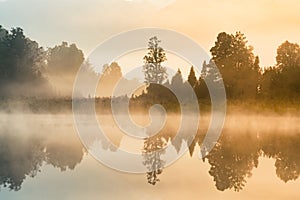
<box><xmin>143</xmin><ymin>36</ymin><xmax>167</xmax><ymax>84</ymax></box>
<box><xmin>260</xmin><ymin>66</ymin><xmax>279</xmax><ymax>99</ymax></box>
<box><xmin>73</xmin><ymin>60</ymin><xmax>99</xmax><ymax>98</ymax></box>
<box><xmin>210</xmin><ymin>32</ymin><xmax>260</xmax><ymax>99</ymax></box>
<box><xmin>0</xmin><ymin>26</ymin><xmax>50</xmax><ymax>97</ymax></box>
<box><xmin>97</xmin><ymin>62</ymin><xmax>122</xmax><ymax>97</ymax></box>
<box><xmin>188</xmin><ymin>66</ymin><xmax>197</xmax><ymax>88</ymax></box>
<box><xmin>194</xmin><ymin>59</ymin><xmax>221</xmax><ymax>100</ymax></box>
<box><xmin>141</xmin><ymin>37</ymin><xmax>178</xmax><ymax>110</ymax></box>
<box><xmin>261</xmin><ymin>41</ymin><xmax>300</xmax><ymax>99</ymax></box>
<box><xmin>171</xmin><ymin>68</ymin><xmax>183</xmax><ymax>87</ymax></box>
<box><xmin>46</xmin><ymin>41</ymin><xmax>84</xmax><ymax>96</ymax></box>
<box><xmin>194</xmin><ymin>76</ymin><xmax>209</xmax><ymax>100</ymax></box>
<box><xmin>170</xmin><ymin>68</ymin><xmax>191</xmax><ymax>102</ymax></box>
<box><xmin>277</xmin><ymin>41</ymin><xmax>300</xmax><ymax>70</ymax></box>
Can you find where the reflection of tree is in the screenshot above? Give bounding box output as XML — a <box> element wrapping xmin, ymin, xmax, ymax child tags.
<box><xmin>192</xmin><ymin>128</ymin><xmax>300</xmax><ymax>191</ymax></box>
<box><xmin>45</xmin><ymin>141</ymin><xmax>84</xmax><ymax>171</ymax></box>
<box><xmin>186</xmin><ymin>129</ymin><xmax>206</xmax><ymax>157</ymax></box>
<box><xmin>0</xmin><ymin>128</ymin><xmax>85</xmax><ymax>191</ymax></box>
<box><xmin>139</xmin><ymin>117</ymin><xmax>300</xmax><ymax>190</ymax></box>
<box><xmin>141</xmin><ymin>115</ymin><xmax>200</xmax><ymax>185</ymax></box>
<box><xmin>204</xmin><ymin>133</ymin><xmax>260</xmax><ymax>191</ymax></box>
<box><xmin>261</xmin><ymin>133</ymin><xmax>300</xmax><ymax>183</ymax></box>
<box><xmin>0</xmin><ymin>134</ymin><xmax>45</xmax><ymax>191</ymax></box>
<box><xmin>275</xmin><ymin>153</ymin><xmax>300</xmax><ymax>182</ymax></box>
<box><xmin>143</xmin><ymin>135</ymin><xmax>167</xmax><ymax>185</ymax></box>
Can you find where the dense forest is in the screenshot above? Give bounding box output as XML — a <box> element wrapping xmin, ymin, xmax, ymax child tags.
<box><xmin>0</xmin><ymin>25</ymin><xmax>299</xmax><ymax>113</ymax></box>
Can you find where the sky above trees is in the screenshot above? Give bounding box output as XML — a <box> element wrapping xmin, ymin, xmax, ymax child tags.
<box><xmin>1</xmin><ymin>0</ymin><xmax>300</xmax><ymax>68</ymax></box>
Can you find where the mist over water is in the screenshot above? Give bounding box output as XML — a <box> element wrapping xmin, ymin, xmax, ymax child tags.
<box><xmin>0</xmin><ymin>112</ymin><xmax>299</xmax><ymax>199</ymax></box>
<box><xmin>0</xmin><ymin>22</ymin><xmax>299</xmax><ymax>199</ymax></box>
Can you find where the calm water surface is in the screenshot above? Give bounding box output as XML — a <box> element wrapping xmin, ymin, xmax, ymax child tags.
<box><xmin>0</xmin><ymin>114</ymin><xmax>300</xmax><ymax>199</ymax></box>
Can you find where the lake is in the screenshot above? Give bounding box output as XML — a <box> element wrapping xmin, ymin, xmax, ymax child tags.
<box><xmin>0</xmin><ymin>114</ymin><xmax>299</xmax><ymax>199</ymax></box>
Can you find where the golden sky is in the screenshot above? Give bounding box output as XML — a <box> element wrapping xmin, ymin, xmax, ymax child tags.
<box><xmin>1</xmin><ymin>0</ymin><xmax>300</xmax><ymax>69</ymax></box>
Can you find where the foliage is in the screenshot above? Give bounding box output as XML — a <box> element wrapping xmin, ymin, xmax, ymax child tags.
<box><xmin>261</xmin><ymin>41</ymin><xmax>300</xmax><ymax>99</ymax></box>
<box><xmin>143</xmin><ymin>36</ymin><xmax>167</xmax><ymax>84</ymax></box>
<box><xmin>210</xmin><ymin>32</ymin><xmax>260</xmax><ymax>99</ymax></box>
<box><xmin>0</xmin><ymin>26</ymin><xmax>50</xmax><ymax>97</ymax></box>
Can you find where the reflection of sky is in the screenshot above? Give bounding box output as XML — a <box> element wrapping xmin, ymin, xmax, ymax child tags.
<box><xmin>1</xmin><ymin>154</ymin><xmax>300</xmax><ymax>200</ymax></box>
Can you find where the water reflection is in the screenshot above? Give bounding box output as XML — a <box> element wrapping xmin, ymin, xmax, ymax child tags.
<box><xmin>204</xmin><ymin>132</ymin><xmax>260</xmax><ymax>191</ymax></box>
<box><xmin>0</xmin><ymin>133</ymin><xmax>45</xmax><ymax>191</ymax></box>
<box><xmin>205</xmin><ymin>126</ymin><xmax>300</xmax><ymax>191</ymax></box>
<box><xmin>142</xmin><ymin>136</ymin><xmax>167</xmax><ymax>185</ymax></box>
<box><xmin>141</xmin><ymin>115</ymin><xmax>300</xmax><ymax>191</ymax></box>
<box><xmin>0</xmin><ymin>115</ymin><xmax>299</xmax><ymax>192</ymax></box>
<box><xmin>261</xmin><ymin>133</ymin><xmax>300</xmax><ymax>183</ymax></box>
<box><xmin>0</xmin><ymin>118</ymin><xmax>85</xmax><ymax>191</ymax></box>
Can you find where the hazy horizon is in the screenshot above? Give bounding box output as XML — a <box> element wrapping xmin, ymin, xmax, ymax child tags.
<box><xmin>1</xmin><ymin>1</ymin><xmax>300</xmax><ymax>199</ymax></box>
<box><xmin>1</xmin><ymin>0</ymin><xmax>300</xmax><ymax>68</ymax></box>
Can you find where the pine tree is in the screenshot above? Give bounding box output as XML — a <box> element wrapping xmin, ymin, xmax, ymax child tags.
<box><xmin>188</xmin><ymin>66</ymin><xmax>197</xmax><ymax>88</ymax></box>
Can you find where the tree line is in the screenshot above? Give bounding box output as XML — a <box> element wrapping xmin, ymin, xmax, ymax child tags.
<box><xmin>0</xmin><ymin>25</ymin><xmax>299</xmax><ymax>110</ymax></box>
<box><xmin>0</xmin><ymin>25</ymin><xmax>86</xmax><ymax>97</ymax></box>
<box><xmin>140</xmin><ymin>34</ymin><xmax>300</xmax><ymax>105</ymax></box>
